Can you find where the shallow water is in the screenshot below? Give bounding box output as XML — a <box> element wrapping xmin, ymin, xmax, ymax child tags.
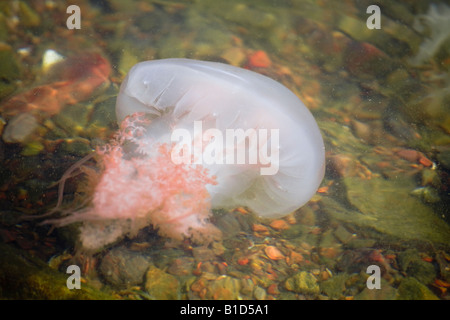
<box><xmin>0</xmin><ymin>0</ymin><xmax>449</xmax><ymax>300</ymax></box>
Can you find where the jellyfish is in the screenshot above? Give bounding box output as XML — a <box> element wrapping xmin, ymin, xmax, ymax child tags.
<box><xmin>46</xmin><ymin>59</ymin><xmax>325</xmax><ymax>251</ymax></box>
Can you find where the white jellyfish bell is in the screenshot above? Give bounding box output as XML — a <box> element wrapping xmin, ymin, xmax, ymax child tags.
<box><xmin>116</xmin><ymin>58</ymin><xmax>325</xmax><ymax>218</ymax></box>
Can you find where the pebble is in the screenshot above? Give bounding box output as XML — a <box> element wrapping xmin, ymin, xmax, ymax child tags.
<box><xmin>264</xmin><ymin>246</ymin><xmax>285</xmax><ymax>261</ymax></box>
<box><xmin>395</xmin><ymin>148</ymin><xmax>421</xmax><ymax>162</ymax></box>
<box><xmin>285</xmin><ymin>271</ymin><xmax>320</xmax><ymax>295</ymax></box>
<box><xmin>192</xmin><ymin>246</ymin><xmax>217</xmax><ymax>262</ymax></box>
<box><xmin>253</xmin><ymin>286</ymin><xmax>267</xmax><ymax>300</ymax></box>
<box><xmin>247</xmin><ymin>50</ymin><xmax>272</xmax><ymax>68</ymax></box>
<box><xmin>267</xmin><ymin>283</ymin><xmax>280</xmax><ymax>295</ymax></box>
<box><xmin>240</xmin><ymin>278</ymin><xmax>255</xmax><ymax>295</ymax></box>
<box><xmin>295</xmin><ymin>206</ymin><xmax>316</xmax><ymax>226</ymax></box>
<box><xmin>99</xmin><ymin>246</ymin><xmax>152</xmax><ymax>288</ymax></box>
<box><xmin>252</xmin><ymin>223</ymin><xmax>270</xmax><ymax>236</ymax></box>
<box><xmin>287</xmin><ymin>250</ymin><xmax>304</xmax><ymax>265</ymax></box>
<box><xmin>269</xmin><ymin>219</ymin><xmax>290</xmax><ymax>231</ymax></box>
<box><xmin>2</xmin><ymin>113</ymin><xmax>38</xmax><ymax>143</ymax></box>
<box><xmin>145</xmin><ymin>265</ymin><xmax>180</xmax><ymax>299</ymax></box>
<box><xmin>42</xmin><ymin>49</ymin><xmax>65</xmax><ymax>73</ymax></box>
<box><xmin>167</xmin><ymin>257</ymin><xmax>195</xmax><ymax>276</ymax></box>
<box><xmin>209</xmin><ymin>276</ymin><xmax>241</xmax><ymax>300</ymax></box>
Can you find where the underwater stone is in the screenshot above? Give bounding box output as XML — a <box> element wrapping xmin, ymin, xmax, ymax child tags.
<box><xmin>355</xmin><ymin>279</ymin><xmax>397</xmax><ymax>300</ymax></box>
<box><xmin>398</xmin><ymin>249</ymin><xmax>436</xmax><ymax>285</ymax></box>
<box><xmin>324</xmin><ymin>176</ymin><xmax>450</xmax><ymax>245</ymax></box>
<box><xmin>2</xmin><ymin>113</ymin><xmax>38</xmax><ymax>144</ymax></box>
<box><xmin>99</xmin><ymin>246</ymin><xmax>152</xmax><ymax>287</ymax></box>
<box><xmin>321</xmin><ymin>273</ymin><xmax>348</xmax><ymax>300</ymax></box>
<box><xmin>284</xmin><ymin>271</ymin><xmax>319</xmax><ymax>295</ymax></box>
<box><xmin>144</xmin><ymin>266</ymin><xmax>180</xmax><ymax>299</ymax></box>
<box><xmin>253</xmin><ymin>286</ymin><xmax>266</xmax><ymax>300</ymax></box>
<box><xmin>396</xmin><ymin>277</ymin><xmax>439</xmax><ymax>300</ymax></box>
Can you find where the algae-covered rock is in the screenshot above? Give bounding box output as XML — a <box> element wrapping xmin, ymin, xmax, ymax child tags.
<box><xmin>323</xmin><ymin>176</ymin><xmax>450</xmax><ymax>245</ymax></box>
<box><xmin>321</xmin><ymin>273</ymin><xmax>349</xmax><ymax>299</ymax></box>
<box><xmin>0</xmin><ymin>243</ymin><xmax>113</xmax><ymax>299</ymax></box>
<box><xmin>396</xmin><ymin>277</ymin><xmax>439</xmax><ymax>300</ymax></box>
<box><xmin>355</xmin><ymin>279</ymin><xmax>397</xmax><ymax>300</ymax></box>
<box><xmin>398</xmin><ymin>249</ymin><xmax>436</xmax><ymax>285</ymax></box>
<box><xmin>208</xmin><ymin>276</ymin><xmax>241</xmax><ymax>300</ymax></box>
<box><xmin>144</xmin><ymin>266</ymin><xmax>180</xmax><ymax>300</ymax></box>
<box><xmin>285</xmin><ymin>271</ymin><xmax>319</xmax><ymax>295</ymax></box>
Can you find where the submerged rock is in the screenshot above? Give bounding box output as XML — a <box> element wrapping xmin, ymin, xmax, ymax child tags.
<box><xmin>3</xmin><ymin>112</ymin><xmax>39</xmax><ymax>144</ymax></box>
<box><xmin>396</xmin><ymin>277</ymin><xmax>439</xmax><ymax>300</ymax></box>
<box><xmin>355</xmin><ymin>279</ymin><xmax>397</xmax><ymax>300</ymax></box>
<box><xmin>99</xmin><ymin>246</ymin><xmax>152</xmax><ymax>288</ymax></box>
<box><xmin>144</xmin><ymin>266</ymin><xmax>180</xmax><ymax>300</ymax></box>
<box><xmin>323</xmin><ymin>176</ymin><xmax>450</xmax><ymax>245</ymax></box>
<box><xmin>398</xmin><ymin>249</ymin><xmax>436</xmax><ymax>285</ymax></box>
<box><xmin>321</xmin><ymin>273</ymin><xmax>349</xmax><ymax>299</ymax></box>
<box><xmin>284</xmin><ymin>271</ymin><xmax>319</xmax><ymax>295</ymax></box>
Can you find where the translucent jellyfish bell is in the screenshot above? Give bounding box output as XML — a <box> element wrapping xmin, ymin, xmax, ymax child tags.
<box><xmin>116</xmin><ymin>58</ymin><xmax>325</xmax><ymax>218</ymax></box>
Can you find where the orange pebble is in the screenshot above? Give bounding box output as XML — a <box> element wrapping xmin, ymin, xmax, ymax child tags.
<box><xmin>248</xmin><ymin>50</ymin><xmax>272</xmax><ymax>68</ymax></box>
<box><xmin>235</xmin><ymin>207</ymin><xmax>249</xmax><ymax>214</ymax></box>
<box><xmin>267</xmin><ymin>283</ymin><xmax>280</xmax><ymax>295</ymax></box>
<box><xmin>265</xmin><ymin>246</ymin><xmax>285</xmax><ymax>260</ymax></box>
<box><xmin>419</xmin><ymin>156</ymin><xmax>433</xmax><ymax>167</ymax></box>
<box><xmin>435</xmin><ymin>279</ymin><xmax>450</xmax><ymax>288</ymax></box>
<box><xmin>237</xmin><ymin>257</ymin><xmax>250</xmax><ymax>266</ymax></box>
<box><xmin>288</xmin><ymin>251</ymin><xmax>304</xmax><ymax>264</ymax></box>
<box><xmin>396</xmin><ymin>148</ymin><xmax>420</xmax><ymax>162</ymax></box>
<box><xmin>285</xmin><ymin>214</ymin><xmax>297</xmax><ymax>225</ymax></box>
<box><xmin>252</xmin><ymin>223</ymin><xmax>269</xmax><ymax>233</ymax></box>
<box><xmin>269</xmin><ymin>219</ymin><xmax>290</xmax><ymax>231</ymax></box>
